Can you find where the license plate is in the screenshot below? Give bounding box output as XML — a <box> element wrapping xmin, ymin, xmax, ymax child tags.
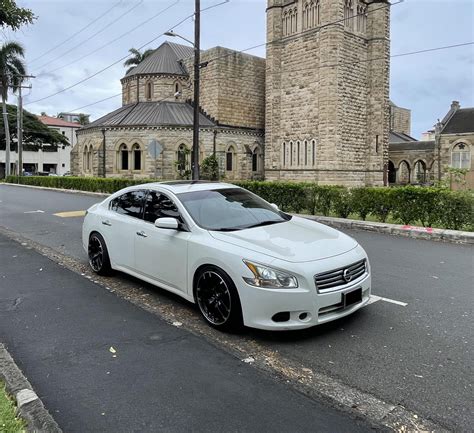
<box><xmin>343</xmin><ymin>288</ymin><xmax>362</xmax><ymax>308</ymax></box>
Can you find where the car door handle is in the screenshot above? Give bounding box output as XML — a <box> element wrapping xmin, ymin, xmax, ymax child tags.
<box><xmin>136</xmin><ymin>231</ymin><xmax>148</xmax><ymax>238</ymax></box>
<box><xmin>102</xmin><ymin>220</ymin><xmax>112</xmax><ymax>226</ymax></box>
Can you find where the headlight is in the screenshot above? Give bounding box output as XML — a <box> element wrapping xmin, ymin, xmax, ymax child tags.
<box><xmin>243</xmin><ymin>260</ymin><xmax>298</xmax><ymax>289</ymax></box>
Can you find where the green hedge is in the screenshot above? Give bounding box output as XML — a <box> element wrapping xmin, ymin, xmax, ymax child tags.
<box><xmin>5</xmin><ymin>176</ymin><xmax>473</xmax><ymax>231</ymax></box>
<box><xmin>5</xmin><ymin>175</ymin><xmax>157</xmax><ymax>194</ymax></box>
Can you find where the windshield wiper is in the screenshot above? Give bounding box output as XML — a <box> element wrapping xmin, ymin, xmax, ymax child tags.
<box><xmin>211</xmin><ymin>227</ymin><xmax>242</xmax><ymax>232</ymax></box>
<box><xmin>243</xmin><ymin>220</ymin><xmax>283</xmax><ymax>229</ymax></box>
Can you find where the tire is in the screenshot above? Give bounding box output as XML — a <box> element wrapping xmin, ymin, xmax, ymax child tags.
<box><xmin>88</xmin><ymin>232</ymin><xmax>112</xmax><ymax>276</ymax></box>
<box><xmin>194</xmin><ymin>266</ymin><xmax>243</xmax><ymax>332</ymax></box>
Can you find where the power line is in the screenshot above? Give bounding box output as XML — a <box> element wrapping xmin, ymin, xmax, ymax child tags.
<box><xmin>25</xmin><ymin>0</ymin><xmax>230</xmax><ymax>106</ymax></box>
<box><xmin>34</xmin><ymin>0</ymin><xmax>145</xmax><ymax>72</ymax></box>
<box><xmin>67</xmin><ymin>93</ymin><xmax>123</xmax><ymax>112</ymax></box>
<box><xmin>40</xmin><ymin>0</ymin><xmax>180</xmax><ymax>76</ymax></box>
<box><xmin>28</xmin><ymin>0</ymin><xmax>124</xmax><ymax>64</ymax></box>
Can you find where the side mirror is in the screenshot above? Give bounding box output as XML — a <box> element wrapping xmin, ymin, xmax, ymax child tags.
<box><xmin>270</xmin><ymin>203</ymin><xmax>279</xmax><ymax>211</ymax></box>
<box><xmin>155</xmin><ymin>217</ymin><xmax>179</xmax><ymax>230</ymax></box>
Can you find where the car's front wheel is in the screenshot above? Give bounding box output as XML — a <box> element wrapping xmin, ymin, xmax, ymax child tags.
<box><xmin>195</xmin><ymin>266</ymin><xmax>243</xmax><ymax>332</ymax></box>
<box><xmin>88</xmin><ymin>232</ymin><xmax>112</xmax><ymax>275</ymax></box>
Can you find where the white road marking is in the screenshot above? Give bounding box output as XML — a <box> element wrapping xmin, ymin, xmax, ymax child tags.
<box><xmin>368</xmin><ymin>295</ymin><xmax>408</xmax><ymax>307</ymax></box>
<box><xmin>23</xmin><ymin>210</ymin><xmax>45</xmax><ymax>214</ymax></box>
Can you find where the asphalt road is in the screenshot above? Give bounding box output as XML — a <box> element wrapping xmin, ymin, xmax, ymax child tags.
<box><xmin>0</xmin><ymin>232</ymin><xmax>370</xmax><ymax>433</ymax></box>
<box><xmin>1</xmin><ymin>184</ymin><xmax>473</xmax><ymax>431</ymax></box>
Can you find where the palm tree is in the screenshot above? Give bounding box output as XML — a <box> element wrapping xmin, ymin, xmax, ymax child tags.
<box><xmin>123</xmin><ymin>48</ymin><xmax>154</xmax><ymax>74</ymax></box>
<box><xmin>0</xmin><ymin>41</ymin><xmax>26</xmax><ymax>177</ymax></box>
<box><xmin>77</xmin><ymin>113</ymin><xmax>89</xmax><ymax>125</ymax></box>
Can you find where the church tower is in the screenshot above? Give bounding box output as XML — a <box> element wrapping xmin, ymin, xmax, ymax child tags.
<box><xmin>265</xmin><ymin>0</ymin><xmax>390</xmax><ymax>186</ymax></box>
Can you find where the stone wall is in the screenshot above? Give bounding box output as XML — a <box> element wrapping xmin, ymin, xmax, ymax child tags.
<box><xmin>265</xmin><ymin>0</ymin><xmax>390</xmax><ymax>186</ymax></box>
<box><xmin>73</xmin><ymin>126</ymin><xmax>264</xmax><ymax>180</ymax></box>
<box><xmin>120</xmin><ymin>75</ymin><xmax>189</xmax><ymax>105</ymax></box>
<box><xmin>183</xmin><ymin>47</ymin><xmax>266</xmax><ymax>129</ymax></box>
<box><xmin>390</xmin><ymin>104</ymin><xmax>411</xmax><ymax>135</ymax></box>
<box><xmin>439</xmin><ymin>132</ymin><xmax>474</xmax><ymax>189</ymax></box>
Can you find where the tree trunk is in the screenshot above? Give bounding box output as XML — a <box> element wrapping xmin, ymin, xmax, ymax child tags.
<box><xmin>2</xmin><ymin>97</ymin><xmax>11</xmax><ymax>177</ymax></box>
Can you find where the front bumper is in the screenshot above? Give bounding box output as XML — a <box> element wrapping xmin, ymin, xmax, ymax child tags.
<box><xmin>237</xmin><ymin>247</ymin><xmax>371</xmax><ymax>330</ymax></box>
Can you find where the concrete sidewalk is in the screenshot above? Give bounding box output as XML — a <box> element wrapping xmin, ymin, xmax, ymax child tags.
<box><xmin>0</xmin><ymin>233</ymin><xmax>372</xmax><ymax>433</ymax></box>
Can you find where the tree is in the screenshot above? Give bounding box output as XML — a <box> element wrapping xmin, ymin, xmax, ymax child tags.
<box><xmin>77</xmin><ymin>113</ymin><xmax>90</xmax><ymax>125</ymax></box>
<box><xmin>1</xmin><ymin>40</ymin><xmax>26</xmax><ymax>177</ymax></box>
<box><xmin>0</xmin><ymin>0</ymin><xmax>36</xmax><ymax>31</ymax></box>
<box><xmin>0</xmin><ymin>103</ymin><xmax>70</xmax><ymax>151</ymax></box>
<box><xmin>123</xmin><ymin>48</ymin><xmax>154</xmax><ymax>74</ymax></box>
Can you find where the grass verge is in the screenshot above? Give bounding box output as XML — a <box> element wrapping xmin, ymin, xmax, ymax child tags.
<box><xmin>0</xmin><ymin>382</ymin><xmax>25</xmax><ymax>433</ymax></box>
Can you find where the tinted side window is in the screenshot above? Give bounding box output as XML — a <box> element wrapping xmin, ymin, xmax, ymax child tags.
<box><xmin>143</xmin><ymin>191</ymin><xmax>180</xmax><ymax>223</ymax></box>
<box><xmin>110</xmin><ymin>191</ymin><xmax>146</xmax><ymax>219</ymax></box>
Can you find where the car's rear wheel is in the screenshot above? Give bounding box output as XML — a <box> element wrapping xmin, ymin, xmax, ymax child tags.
<box><xmin>195</xmin><ymin>266</ymin><xmax>243</xmax><ymax>332</ymax></box>
<box><xmin>88</xmin><ymin>232</ymin><xmax>112</xmax><ymax>275</ymax></box>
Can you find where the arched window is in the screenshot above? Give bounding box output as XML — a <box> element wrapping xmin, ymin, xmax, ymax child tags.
<box><xmin>289</xmin><ymin>141</ymin><xmax>294</xmax><ymax>166</ymax></box>
<box><xmin>304</xmin><ymin>140</ymin><xmax>308</xmax><ymax>166</ymax></box>
<box><xmin>83</xmin><ymin>146</ymin><xmax>87</xmax><ymax>171</ymax></box>
<box><xmin>145</xmin><ymin>82</ymin><xmax>153</xmax><ymax>100</ymax></box>
<box><xmin>311</xmin><ymin>140</ymin><xmax>316</xmax><ymax>166</ymax></box>
<box><xmin>252</xmin><ymin>145</ymin><xmax>262</xmax><ymax>172</ymax></box>
<box><xmin>282</xmin><ymin>12</ymin><xmax>288</xmax><ymax>36</ymax></box>
<box><xmin>132</xmin><ymin>143</ymin><xmax>142</xmax><ymax>171</ymax></box>
<box><xmin>414</xmin><ymin>160</ymin><xmax>427</xmax><ymax>183</ymax></box>
<box><xmin>282</xmin><ymin>142</ymin><xmax>286</xmax><ymax>167</ymax></box>
<box><xmin>174</xmin><ymin>81</ymin><xmax>181</xmax><ymax>98</ymax></box>
<box><xmin>177</xmin><ymin>144</ymin><xmax>188</xmax><ymax>171</ymax></box>
<box><xmin>296</xmin><ymin>140</ymin><xmax>301</xmax><ymax>166</ymax></box>
<box><xmin>303</xmin><ymin>2</ymin><xmax>309</xmax><ymax>30</ymax></box>
<box><xmin>344</xmin><ymin>0</ymin><xmax>353</xmax><ymax>30</ymax></box>
<box><xmin>226</xmin><ymin>146</ymin><xmax>235</xmax><ymax>171</ymax></box>
<box><xmin>119</xmin><ymin>144</ymin><xmax>129</xmax><ymax>171</ymax></box>
<box><xmin>451</xmin><ymin>143</ymin><xmax>471</xmax><ymax>169</ymax></box>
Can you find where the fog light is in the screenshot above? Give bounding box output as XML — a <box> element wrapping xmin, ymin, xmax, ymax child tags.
<box><xmin>299</xmin><ymin>312</ymin><xmax>308</xmax><ymax>321</ymax></box>
<box><xmin>272</xmin><ymin>312</ymin><xmax>290</xmax><ymax>322</ymax></box>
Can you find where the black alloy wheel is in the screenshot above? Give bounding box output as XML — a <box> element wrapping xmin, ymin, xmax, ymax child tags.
<box><xmin>195</xmin><ymin>267</ymin><xmax>243</xmax><ymax>331</ymax></box>
<box><xmin>88</xmin><ymin>233</ymin><xmax>111</xmax><ymax>275</ymax></box>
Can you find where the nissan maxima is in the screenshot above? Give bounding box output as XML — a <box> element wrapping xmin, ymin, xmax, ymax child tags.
<box><xmin>82</xmin><ymin>181</ymin><xmax>371</xmax><ymax>331</ymax></box>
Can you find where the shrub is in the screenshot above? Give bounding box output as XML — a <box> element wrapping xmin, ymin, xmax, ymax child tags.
<box><xmin>351</xmin><ymin>188</ymin><xmax>373</xmax><ymax>220</ymax></box>
<box><xmin>332</xmin><ymin>188</ymin><xmax>352</xmax><ymax>218</ymax></box>
<box><xmin>438</xmin><ymin>190</ymin><xmax>474</xmax><ymax>230</ymax></box>
<box><xmin>391</xmin><ymin>186</ymin><xmax>420</xmax><ymax>225</ymax></box>
<box><xmin>368</xmin><ymin>188</ymin><xmax>394</xmax><ymax>223</ymax></box>
<box><xmin>200</xmin><ymin>154</ymin><xmax>219</xmax><ymax>181</ymax></box>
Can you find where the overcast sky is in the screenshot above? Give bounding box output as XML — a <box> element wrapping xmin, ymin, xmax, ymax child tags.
<box><xmin>4</xmin><ymin>0</ymin><xmax>474</xmax><ymax>138</ymax></box>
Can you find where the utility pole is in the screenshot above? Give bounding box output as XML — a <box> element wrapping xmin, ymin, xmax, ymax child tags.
<box><xmin>192</xmin><ymin>0</ymin><xmax>201</xmax><ymax>180</ymax></box>
<box><xmin>16</xmin><ymin>75</ymin><xmax>35</xmax><ymax>177</ymax></box>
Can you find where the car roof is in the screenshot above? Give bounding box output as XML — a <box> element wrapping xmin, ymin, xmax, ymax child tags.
<box><xmin>133</xmin><ymin>181</ymin><xmax>241</xmax><ymax>195</ymax></box>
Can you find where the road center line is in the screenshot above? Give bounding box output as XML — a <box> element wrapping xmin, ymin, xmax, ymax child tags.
<box><xmin>368</xmin><ymin>295</ymin><xmax>408</xmax><ymax>307</ymax></box>
<box><xmin>54</xmin><ymin>210</ymin><xmax>86</xmax><ymax>218</ymax></box>
<box><xmin>23</xmin><ymin>210</ymin><xmax>45</xmax><ymax>214</ymax></box>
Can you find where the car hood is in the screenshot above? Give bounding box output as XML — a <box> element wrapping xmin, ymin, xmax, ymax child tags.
<box><xmin>209</xmin><ymin>216</ymin><xmax>358</xmax><ymax>263</ymax></box>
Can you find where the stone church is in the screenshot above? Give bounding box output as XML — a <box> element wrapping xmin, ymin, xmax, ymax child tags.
<box><xmin>72</xmin><ymin>0</ymin><xmax>391</xmax><ymax>186</ymax></box>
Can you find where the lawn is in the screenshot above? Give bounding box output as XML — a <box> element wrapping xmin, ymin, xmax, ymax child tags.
<box><xmin>0</xmin><ymin>382</ymin><xmax>25</xmax><ymax>433</ymax></box>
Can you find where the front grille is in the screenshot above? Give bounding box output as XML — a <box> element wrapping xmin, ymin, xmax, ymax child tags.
<box><xmin>314</xmin><ymin>259</ymin><xmax>367</xmax><ymax>293</ymax></box>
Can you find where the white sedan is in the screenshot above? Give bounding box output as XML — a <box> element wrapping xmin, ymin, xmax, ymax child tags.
<box><xmin>82</xmin><ymin>181</ymin><xmax>371</xmax><ymax>331</ymax></box>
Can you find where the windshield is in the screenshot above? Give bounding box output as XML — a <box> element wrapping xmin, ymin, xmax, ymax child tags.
<box><xmin>178</xmin><ymin>188</ymin><xmax>291</xmax><ymax>231</ymax></box>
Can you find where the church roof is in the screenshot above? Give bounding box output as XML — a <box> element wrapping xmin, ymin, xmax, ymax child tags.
<box><xmin>389</xmin><ymin>140</ymin><xmax>435</xmax><ymax>151</ymax></box>
<box><xmin>124</xmin><ymin>42</ymin><xmax>194</xmax><ymax>78</ymax></box>
<box><xmin>389</xmin><ymin>131</ymin><xmax>417</xmax><ymax>143</ymax></box>
<box><xmin>442</xmin><ymin>108</ymin><xmax>474</xmax><ymax>134</ymax></box>
<box><xmin>81</xmin><ymin>101</ymin><xmax>215</xmax><ymax>130</ymax></box>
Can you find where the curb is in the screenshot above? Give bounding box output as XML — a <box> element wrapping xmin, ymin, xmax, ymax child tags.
<box><xmin>0</xmin><ymin>343</ymin><xmax>62</xmax><ymax>433</ymax></box>
<box><xmin>298</xmin><ymin>214</ymin><xmax>474</xmax><ymax>245</ymax></box>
